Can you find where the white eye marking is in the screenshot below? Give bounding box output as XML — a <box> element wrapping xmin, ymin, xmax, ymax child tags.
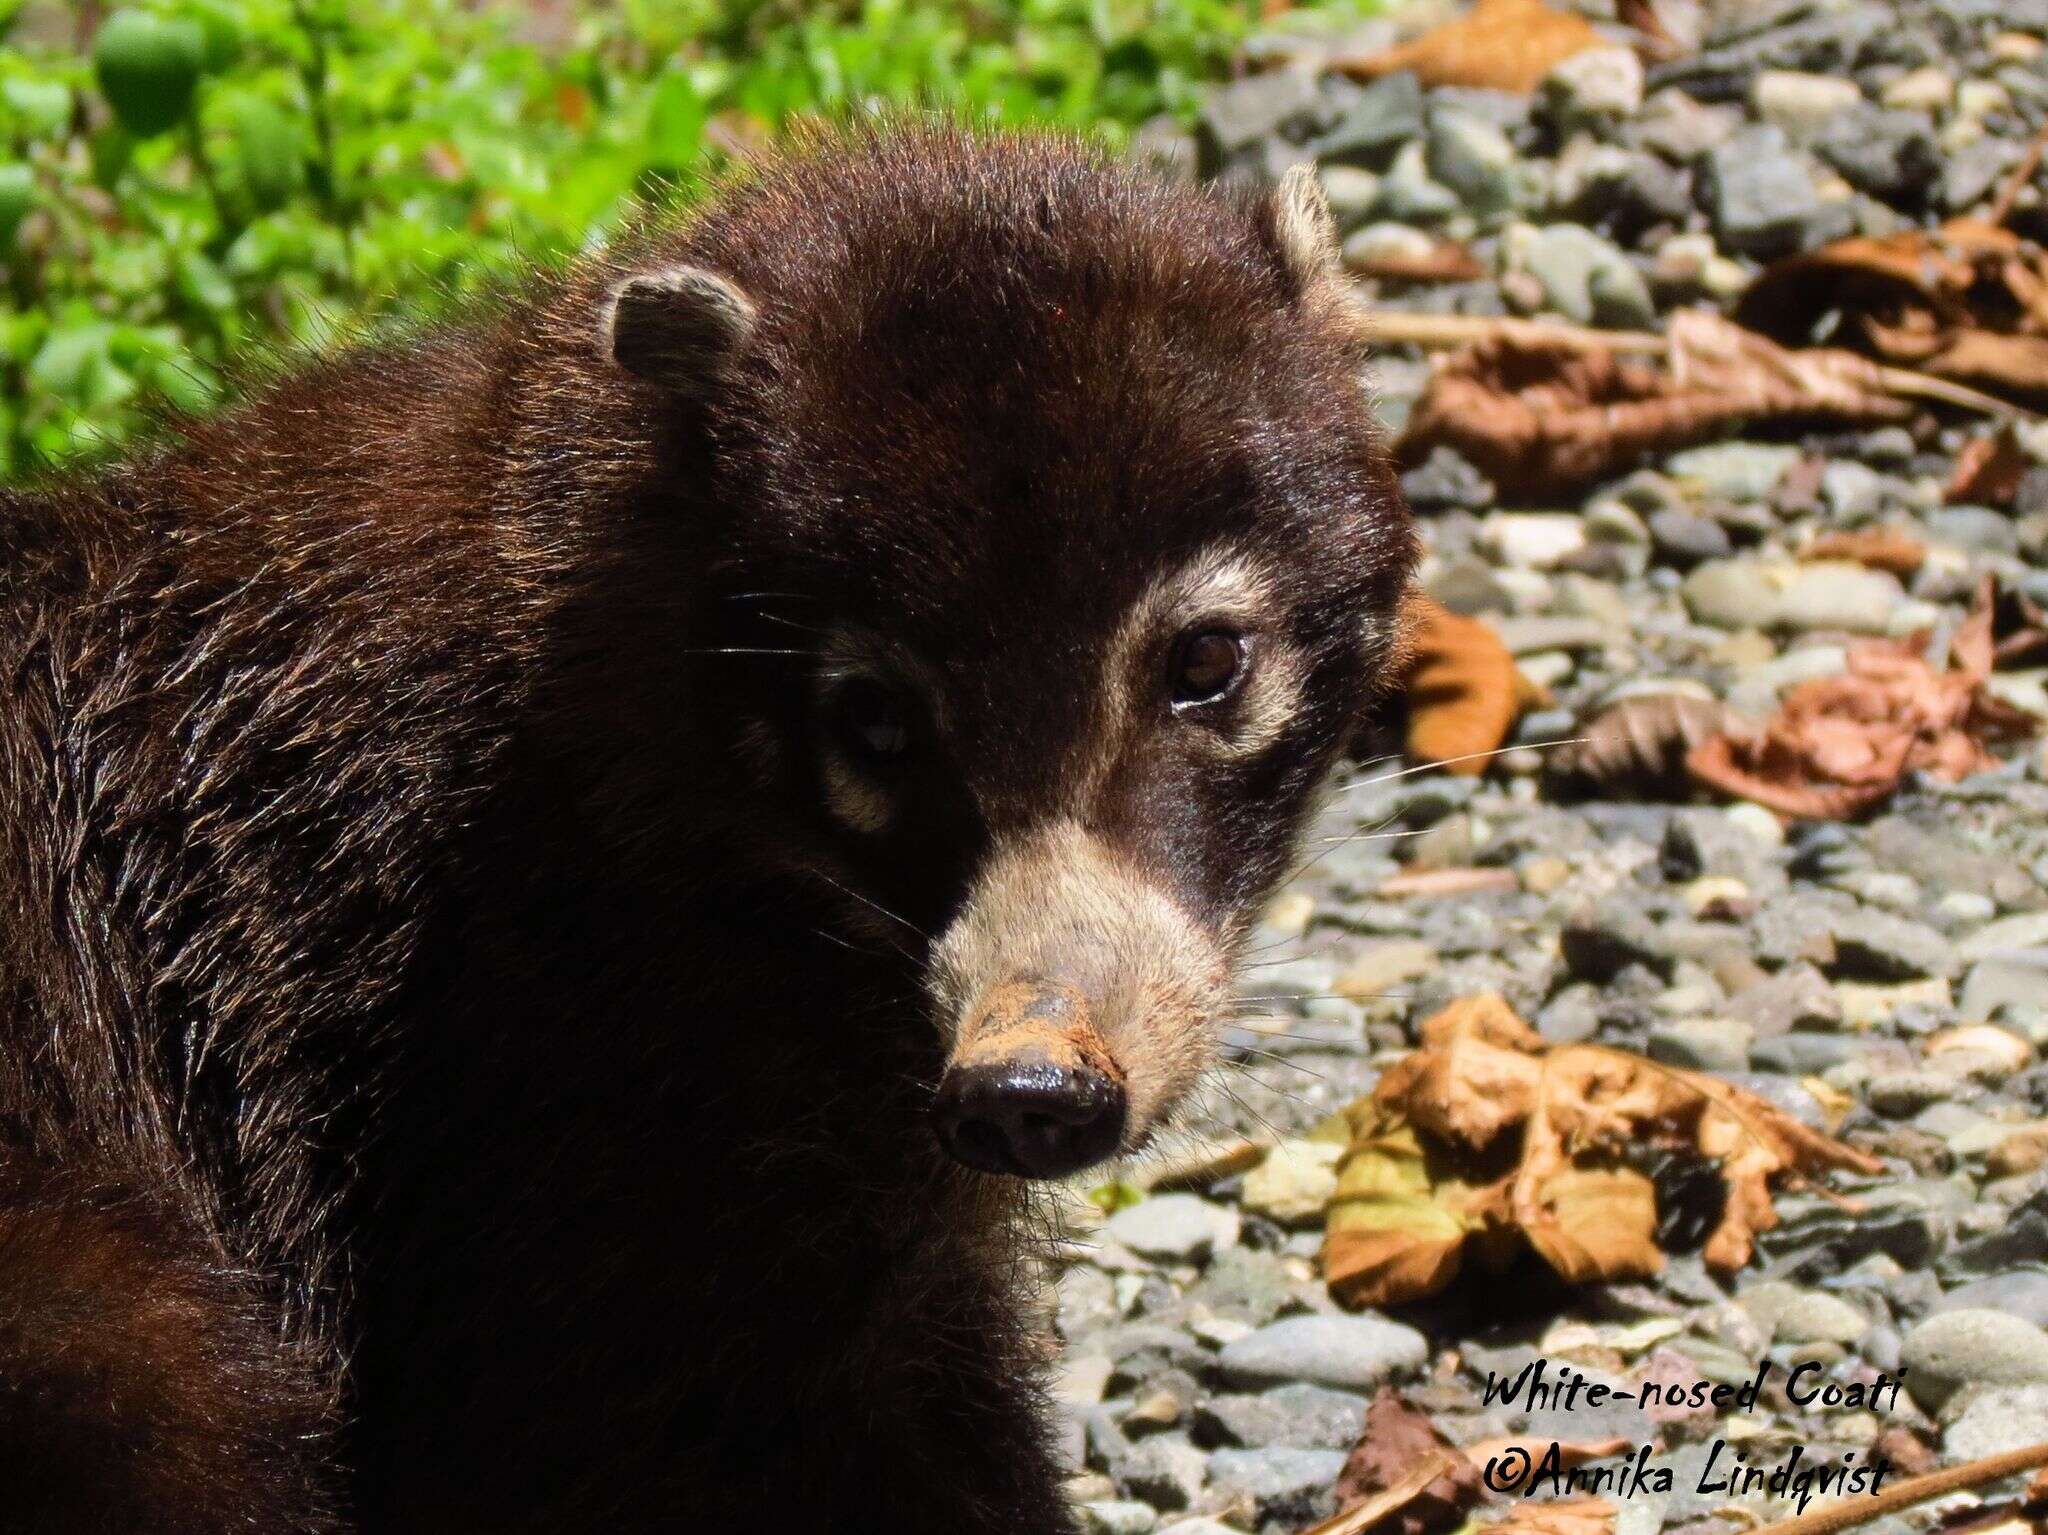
<box><xmin>1097</xmin><ymin>548</ymin><xmax>1305</xmax><ymax>769</ymax></box>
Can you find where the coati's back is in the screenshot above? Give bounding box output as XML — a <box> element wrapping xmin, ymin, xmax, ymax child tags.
<box><xmin>0</xmin><ymin>330</ymin><xmax>564</xmax><ymax>1529</ymax></box>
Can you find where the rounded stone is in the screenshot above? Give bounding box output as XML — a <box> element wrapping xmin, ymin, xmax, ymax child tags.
<box><xmin>1217</xmin><ymin>1314</ymin><xmax>1429</xmax><ymax>1391</ymax></box>
<box><xmin>1104</xmin><ymin>1195</ymin><xmax>1242</xmax><ymax>1265</ymax></box>
<box><xmin>1900</xmin><ymin>1309</ymin><xmax>2048</xmax><ymax>1412</ymax></box>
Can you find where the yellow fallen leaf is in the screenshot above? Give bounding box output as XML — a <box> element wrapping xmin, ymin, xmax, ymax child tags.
<box><xmin>1323</xmin><ymin>994</ymin><xmax>1884</xmax><ymax>1308</ymax></box>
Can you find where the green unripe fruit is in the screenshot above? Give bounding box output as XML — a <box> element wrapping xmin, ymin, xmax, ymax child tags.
<box><xmin>93</xmin><ymin>11</ymin><xmax>204</xmax><ymax>138</ymax></box>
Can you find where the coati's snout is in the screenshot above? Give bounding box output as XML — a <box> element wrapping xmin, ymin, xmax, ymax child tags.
<box><xmin>929</xmin><ymin>822</ymin><xmax>1228</xmax><ymax>1179</ymax></box>
<box><xmin>932</xmin><ymin>980</ymin><xmax>1127</xmax><ymax>1178</ymax></box>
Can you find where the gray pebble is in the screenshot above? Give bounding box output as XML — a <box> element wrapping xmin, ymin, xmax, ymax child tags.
<box><xmin>1217</xmin><ymin>1314</ymin><xmax>1429</xmax><ymax>1391</ymax></box>
<box><xmin>1900</xmin><ymin>1309</ymin><xmax>2048</xmax><ymax>1412</ymax></box>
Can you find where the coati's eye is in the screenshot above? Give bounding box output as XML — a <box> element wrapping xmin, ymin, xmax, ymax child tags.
<box><xmin>832</xmin><ymin>678</ymin><xmax>915</xmax><ymax>765</ymax></box>
<box><xmin>1168</xmin><ymin>627</ymin><xmax>1246</xmax><ymax>708</ymax></box>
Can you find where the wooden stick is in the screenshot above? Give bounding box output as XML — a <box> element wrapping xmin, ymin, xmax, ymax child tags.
<box><xmin>1299</xmin><ymin>1451</ymin><xmax>1462</xmax><ymax>1535</ymax></box>
<box><xmin>1870</xmin><ymin>367</ymin><xmax>2022</xmax><ymax>417</ymax></box>
<box><xmin>1989</xmin><ymin>118</ymin><xmax>2048</xmax><ymax>229</ymax></box>
<box><xmin>1135</xmin><ymin>1136</ymin><xmax>1270</xmax><ymax>1192</ymax></box>
<box><xmin>1740</xmin><ymin>1440</ymin><xmax>2048</xmax><ymax>1535</ymax></box>
<box><xmin>1349</xmin><ymin>309</ymin><xmax>2027</xmax><ymax>418</ymax></box>
<box><xmin>1351</xmin><ymin>309</ymin><xmax>1667</xmax><ymax>355</ymax></box>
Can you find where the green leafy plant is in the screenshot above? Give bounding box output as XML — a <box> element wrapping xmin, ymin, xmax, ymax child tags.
<box><xmin>0</xmin><ymin>0</ymin><xmax>1374</xmax><ymax>478</ymax></box>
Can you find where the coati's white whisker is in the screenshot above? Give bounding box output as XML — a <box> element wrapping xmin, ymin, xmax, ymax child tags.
<box><xmin>1209</xmin><ymin>1075</ymin><xmax>1287</xmax><ymax>1144</ymax></box>
<box><xmin>1228</xmin><ymin>1046</ymin><xmax>1330</xmax><ymax>1081</ymax></box>
<box><xmin>808</xmin><ymin>869</ymin><xmax>931</xmax><ymax>944</ymax></box>
<box><xmin>674</xmin><ymin>647</ymin><xmax>814</xmax><ymax>657</ymax></box>
<box><xmin>1282</xmin><ymin>813</ymin><xmax>1405</xmax><ymax>883</ymax></box>
<box><xmin>1329</xmin><ymin>737</ymin><xmax>1588</xmax><ymax>791</ymax></box>
<box><xmin>750</xmin><ymin>611</ymin><xmax>833</xmax><ymax>637</ymax></box>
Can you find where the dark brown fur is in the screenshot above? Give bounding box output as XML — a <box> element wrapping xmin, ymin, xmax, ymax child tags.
<box><xmin>0</xmin><ymin>126</ymin><xmax>1413</xmax><ymax>1530</ymax></box>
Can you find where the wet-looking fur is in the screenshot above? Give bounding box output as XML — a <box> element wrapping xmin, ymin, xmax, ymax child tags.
<box><xmin>0</xmin><ymin>127</ymin><xmax>1414</xmax><ymax>1532</ymax></box>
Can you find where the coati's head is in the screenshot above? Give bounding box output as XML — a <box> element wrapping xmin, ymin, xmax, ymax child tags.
<box><xmin>588</xmin><ymin>128</ymin><xmax>1415</xmax><ymax>1179</ymax></box>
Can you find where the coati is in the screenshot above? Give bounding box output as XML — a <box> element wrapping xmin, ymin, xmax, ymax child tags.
<box><xmin>0</xmin><ymin>126</ymin><xmax>1415</xmax><ymax>1531</ymax></box>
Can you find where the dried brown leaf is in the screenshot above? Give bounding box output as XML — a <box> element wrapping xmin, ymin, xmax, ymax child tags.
<box><xmin>1334</xmin><ymin>1390</ymin><xmax>1487</xmax><ymax>1535</ymax></box>
<box><xmin>1398</xmin><ymin>311</ymin><xmax>1911</xmax><ymax>497</ymax></box>
<box><xmin>1331</xmin><ymin>0</ymin><xmax>1602</xmax><ymax>92</ymax></box>
<box><xmin>1687</xmin><ymin>576</ymin><xmax>2040</xmax><ymax>821</ymax></box>
<box><xmin>1548</xmin><ymin>693</ymin><xmax>1751</xmax><ymax>799</ymax></box>
<box><xmin>1948</xmin><ymin>429</ymin><xmax>2031</xmax><ymax>507</ymax></box>
<box><xmin>1375</xmin><ymin>995</ymin><xmax>1547</xmax><ymax>1151</ymax></box>
<box><xmin>1404</xmin><ymin>597</ymin><xmax>1528</xmax><ymax>774</ymax></box>
<box><xmin>1323</xmin><ymin>1099</ymin><xmax>1507</xmax><ymax>1310</ymax></box>
<box><xmin>1739</xmin><ymin>219</ymin><xmax>2048</xmax><ymax>407</ymax></box>
<box><xmin>1516</xmin><ymin>1155</ymin><xmax>1663</xmax><ymax>1283</ymax></box>
<box><xmin>1326</xmin><ymin>995</ymin><xmax>1882</xmax><ymax>1307</ymax></box>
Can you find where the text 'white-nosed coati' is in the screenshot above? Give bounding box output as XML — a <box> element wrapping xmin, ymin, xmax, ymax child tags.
<box><xmin>0</xmin><ymin>126</ymin><xmax>1416</xmax><ymax>1532</ymax></box>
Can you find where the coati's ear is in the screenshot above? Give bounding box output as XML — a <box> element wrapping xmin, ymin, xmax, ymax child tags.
<box><xmin>1260</xmin><ymin>164</ymin><xmax>1340</xmax><ymax>298</ymax></box>
<box><xmin>599</xmin><ymin>264</ymin><xmax>758</xmax><ymax>398</ymax></box>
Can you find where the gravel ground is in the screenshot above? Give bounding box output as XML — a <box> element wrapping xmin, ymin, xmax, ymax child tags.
<box><xmin>1046</xmin><ymin>3</ymin><xmax>2048</xmax><ymax>1531</ymax></box>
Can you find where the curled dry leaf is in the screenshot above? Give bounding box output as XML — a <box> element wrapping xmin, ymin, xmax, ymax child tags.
<box><xmin>1398</xmin><ymin>310</ymin><xmax>1912</xmax><ymax>497</ymax></box>
<box><xmin>1686</xmin><ymin>576</ymin><xmax>2041</xmax><ymax>820</ymax></box>
<box><xmin>1947</xmin><ymin>428</ymin><xmax>2031</xmax><ymax>507</ymax></box>
<box><xmin>1330</xmin><ymin>0</ymin><xmax>1602</xmax><ymax>92</ymax></box>
<box><xmin>1334</xmin><ymin>1389</ymin><xmax>1486</xmax><ymax>1535</ymax></box>
<box><xmin>1404</xmin><ymin>596</ymin><xmax>1540</xmax><ymax>774</ymax></box>
<box><xmin>1799</xmin><ymin>528</ymin><xmax>1928</xmax><ymax>577</ymax></box>
<box><xmin>1739</xmin><ymin>219</ymin><xmax>2048</xmax><ymax>407</ymax></box>
<box><xmin>1547</xmin><ymin>692</ymin><xmax>1753</xmax><ymax>799</ymax></box>
<box><xmin>1322</xmin><ymin>995</ymin><xmax>1882</xmax><ymax>1308</ymax></box>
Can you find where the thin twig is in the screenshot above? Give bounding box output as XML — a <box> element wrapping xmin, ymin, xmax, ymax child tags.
<box><xmin>1351</xmin><ymin>310</ymin><xmax>1666</xmax><ymax>355</ymax></box>
<box><xmin>1989</xmin><ymin>117</ymin><xmax>2048</xmax><ymax>228</ymax></box>
<box><xmin>1133</xmin><ymin>1135</ymin><xmax>1270</xmax><ymax>1192</ymax></box>
<box><xmin>1741</xmin><ymin>1440</ymin><xmax>2048</xmax><ymax>1535</ymax></box>
<box><xmin>1350</xmin><ymin>310</ymin><xmax>2026</xmax><ymax>419</ymax></box>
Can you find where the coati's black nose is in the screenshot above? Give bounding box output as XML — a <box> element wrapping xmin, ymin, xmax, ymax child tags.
<box><xmin>934</xmin><ymin>1054</ymin><xmax>1127</xmax><ymax>1179</ymax></box>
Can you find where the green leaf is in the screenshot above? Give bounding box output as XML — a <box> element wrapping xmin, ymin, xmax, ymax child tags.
<box><xmin>2</xmin><ymin>77</ymin><xmax>73</xmax><ymax>139</ymax></box>
<box><xmin>0</xmin><ymin>162</ymin><xmax>33</xmax><ymax>247</ymax></box>
<box><xmin>175</xmin><ymin>247</ymin><xmax>235</xmax><ymax>313</ymax></box>
<box><xmin>231</xmin><ymin>97</ymin><xmax>303</xmax><ymax>211</ymax></box>
<box><xmin>184</xmin><ymin>0</ymin><xmax>246</xmax><ymax>74</ymax></box>
<box><xmin>29</xmin><ymin>321</ymin><xmax>122</xmax><ymax>407</ymax></box>
<box><xmin>644</xmin><ymin>69</ymin><xmax>705</xmax><ymax>170</ymax></box>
